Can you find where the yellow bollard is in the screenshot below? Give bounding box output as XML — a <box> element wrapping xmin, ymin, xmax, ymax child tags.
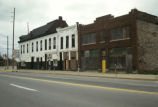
<box><xmin>102</xmin><ymin>60</ymin><xmax>106</xmax><ymax>73</ymax></box>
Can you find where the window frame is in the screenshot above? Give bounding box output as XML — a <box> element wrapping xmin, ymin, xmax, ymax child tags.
<box><xmin>72</xmin><ymin>34</ymin><xmax>75</xmax><ymax>48</ymax></box>
<box><xmin>53</xmin><ymin>37</ymin><xmax>56</xmax><ymax>49</ymax></box>
<box><xmin>45</xmin><ymin>39</ymin><xmax>47</xmax><ymax>50</ymax></box>
<box><xmin>82</xmin><ymin>33</ymin><xmax>96</xmax><ymax>45</ymax></box>
<box><xmin>60</xmin><ymin>37</ymin><xmax>63</xmax><ymax>49</ymax></box>
<box><xmin>49</xmin><ymin>38</ymin><xmax>51</xmax><ymax>50</ymax></box>
<box><xmin>110</xmin><ymin>26</ymin><xmax>130</xmax><ymax>41</ymax></box>
<box><xmin>66</xmin><ymin>36</ymin><xmax>69</xmax><ymax>48</ymax></box>
<box><xmin>40</xmin><ymin>40</ymin><xmax>42</xmax><ymax>51</ymax></box>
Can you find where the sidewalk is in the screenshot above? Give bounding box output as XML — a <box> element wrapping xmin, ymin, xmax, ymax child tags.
<box><xmin>1</xmin><ymin>69</ymin><xmax>158</xmax><ymax>81</ymax></box>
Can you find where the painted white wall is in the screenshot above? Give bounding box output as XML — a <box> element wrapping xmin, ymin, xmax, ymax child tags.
<box><xmin>19</xmin><ymin>24</ymin><xmax>78</xmax><ymax>62</ymax></box>
<box><xmin>57</xmin><ymin>24</ymin><xmax>78</xmax><ymax>60</ymax></box>
<box><xmin>19</xmin><ymin>33</ymin><xmax>58</xmax><ymax>62</ymax></box>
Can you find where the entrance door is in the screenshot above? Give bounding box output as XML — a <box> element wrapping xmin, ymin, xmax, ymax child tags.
<box><xmin>59</xmin><ymin>52</ymin><xmax>63</xmax><ymax>70</ymax></box>
<box><xmin>65</xmin><ymin>60</ymin><xmax>69</xmax><ymax>70</ymax></box>
<box><xmin>45</xmin><ymin>54</ymin><xmax>47</xmax><ymax>70</ymax></box>
<box><xmin>40</xmin><ymin>57</ymin><xmax>42</xmax><ymax>69</ymax></box>
<box><xmin>126</xmin><ymin>54</ymin><xmax>133</xmax><ymax>73</ymax></box>
<box><xmin>31</xmin><ymin>57</ymin><xmax>34</xmax><ymax>69</ymax></box>
<box><xmin>36</xmin><ymin>58</ymin><xmax>39</xmax><ymax>69</ymax></box>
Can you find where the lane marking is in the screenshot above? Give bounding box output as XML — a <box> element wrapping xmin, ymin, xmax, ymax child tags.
<box><xmin>0</xmin><ymin>74</ymin><xmax>158</xmax><ymax>95</ymax></box>
<box><xmin>8</xmin><ymin>73</ymin><xmax>158</xmax><ymax>88</ymax></box>
<box><xmin>10</xmin><ymin>84</ymin><xmax>38</xmax><ymax>92</ymax></box>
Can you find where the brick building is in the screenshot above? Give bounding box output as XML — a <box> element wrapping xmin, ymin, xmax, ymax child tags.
<box><xmin>78</xmin><ymin>9</ymin><xmax>158</xmax><ymax>72</ymax></box>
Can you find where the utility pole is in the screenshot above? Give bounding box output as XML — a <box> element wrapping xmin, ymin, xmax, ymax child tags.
<box><xmin>27</xmin><ymin>22</ymin><xmax>30</xmax><ymax>34</ymax></box>
<box><xmin>12</xmin><ymin>8</ymin><xmax>15</xmax><ymax>69</ymax></box>
<box><xmin>7</xmin><ymin>36</ymin><xmax>9</xmax><ymax>69</ymax></box>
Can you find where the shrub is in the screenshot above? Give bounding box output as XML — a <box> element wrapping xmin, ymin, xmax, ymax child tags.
<box><xmin>138</xmin><ymin>70</ymin><xmax>158</xmax><ymax>75</ymax></box>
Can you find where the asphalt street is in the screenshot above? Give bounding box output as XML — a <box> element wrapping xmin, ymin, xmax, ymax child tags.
<box><xmin>0</xmin><ymin>71</ymin><xmax>158</xmax><ymax>107</ymax></box>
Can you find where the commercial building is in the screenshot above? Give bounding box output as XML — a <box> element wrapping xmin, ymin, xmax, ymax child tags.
<box><xmin>78</xmin><ymin>9</ymin><xmax>158</xmax><ymax>72</ymax></box>
<box><xmin>19</xmin><ymin>17</ymin><xmax>78</xmax><ymax>70</ymax></box>
<box><xmin>19</xmin><ymin>9</ymin><xmax>158</xmax><ymax>72</ymax></box>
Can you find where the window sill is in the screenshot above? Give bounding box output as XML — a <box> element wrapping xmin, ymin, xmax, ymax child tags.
<box><xmin>82</xmin><ymin>43</ymin><xmax>96</xmax><ymax>46</ymax></box>
<box><xmin>99</xmin><ymin>41</ymin><xmax>105</xmax><ymax>43</ymax></box>
<box><xmin>110</xmin><ymin>38</ymin><xmax>130</xmax><ymax>42</ymax></box>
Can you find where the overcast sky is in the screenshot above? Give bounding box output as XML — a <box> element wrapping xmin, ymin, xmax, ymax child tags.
<box><xmin>0</xmin><ymin>0</ymin><xmax>158</xmax><ymax>57</ymax></box>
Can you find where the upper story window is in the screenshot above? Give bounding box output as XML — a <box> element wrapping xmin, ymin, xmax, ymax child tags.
<box><xmin>27</xmin><ymin>44</ymin><xmax>29</xmax><ymax>53</ymax></box>
<box><xmin>82</xmin><ymin>33</ymin><xmax>96</xmax><ymax>45</ymax></box>
<box><xmin>60</xmin><ymin>37</ymin><xmax>63</xmax><ymax>49</ymax></box>
<box><xmin>66</xmin><ymin>36</ymin><xmax>69</xmax><ymax>48</ymax></box>
<box><xmin>21</xmin><ymin>45</ymin><xmax>22</xmax><ymax>54</ymax></box>
<box><xmin>49</xmin><ymin>38</ymin><xmax>51</xmax><ymax>50</ymax></box>
<box><xmin>23</xmin><ymin>45</ymin><xmax>25</xmax><ymax>54</ymax></box>
<box><xmin>53</xmin><ymin>37</ymin><xmax>56</xmax><ymax>49</ymax></box>
<box><xmin>100</xmin><ymin>31</ymin><xmax>105</xmax><ymax>42</ymax></box>
<box><xmin>32</xmin><ymin>42</ymin><xmax>34</xmax><ymax>52</ymax></box>
<box><xmin>36</xmin><ymin>41</ymin><xmax>38</xmax><ymax>52</ymax></box>
<box><xmin>110</xmin><ymin>26</ymin><xmax>130</xmax><ymax>41</ymax></box>
<box><xmin>40</xmin><ymin>40</ymin><xmax>42</xmax><ymax>51</ymax></box>
<box><xmin>45</xmin><ymin>39</ymin><xmax>47</xmax><ymax>50</ymax></box>
<box><xmin>72</xmin><ymin>34</ymin><xmax>75</xmax><ymax>48</ymax></box>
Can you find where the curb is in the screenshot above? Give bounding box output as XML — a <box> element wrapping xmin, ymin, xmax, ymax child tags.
<box><xmin>0</xmin><ymin>69</ymin><xmax>13</xmax><ymax>72</ymax></box>
<box><xmin>7</xmin><ymin>70</ymin><xmax>158</xmax><ymax>81</ymax></box>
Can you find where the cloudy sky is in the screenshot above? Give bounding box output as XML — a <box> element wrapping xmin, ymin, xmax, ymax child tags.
<box><xmin>0</xmin><ymin>0</ymin><xmax>158</xmax><ymax>57</ymax></box>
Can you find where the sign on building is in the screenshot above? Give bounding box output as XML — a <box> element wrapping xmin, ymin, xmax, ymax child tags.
<box><xmin>13</xmin><ymin>50</ymin><xmax>20</xmax><ymax>58</ymax></box>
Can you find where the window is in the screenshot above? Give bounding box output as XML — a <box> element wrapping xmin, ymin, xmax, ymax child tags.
<box><xmin>53</xmin><ymin>37</ymin><xmax>56</xmax><ymax>49</ymax></box>
<box><xmin>60</xmin><ymin>37</ymin><xmax>63</xmax><ymax>49</ymax></box>
<box><xmin>45</xmin><ymin>39</ymin><xmax>47</xmax><ymax>50</ymax></box>
<box><xmin>21</xmin><ymin>45</ymin><xmax>22</xmax><ymax>54</ymax></box>
<box><xmin>27</xmin><ymin>44</ymin><xmax>28</xmax><ymax>53</ymax></box>
<box><xmin>90</xmin><ymin>50</ymin><xmax>98</xmax><ymax>57</ymax></box>
<box><xmin>32</xmin><ymin>42</ymin><xmax>34</xmax><ymax>52</ymax></box>
<box><xmin>123</xmin><ymin>27</ymin><xmax>130</xmax><ymax>38</ymax></box>
<box><xmin>72</xmin><ymin>34</ymin><xmax>75</xmax><ymax>47</ymax></box>
<box><xmin>82</xmin><ymin>33</ymin><xmax>96</xmax><ymax>45</ymax></box>
<box><xmin>40</xmin><ymin>40</ymin><xmax>42</xmax><ymax>51</ymax></box>
<box><xmin>23</xmin><ymin>45</ymin><xmax>25</xmax><ymax>54</ymax></box>
<box><xmin>84</xmin><ymin>50</ymin><xmax>98</xmax><ymax>57</ymax></box>
<box><xmin>100</xmin><ymin>31</ymin><xmax>105</xmax><ymax>42</ymax></box>
<box><xmin>66</xmin><ymin>36</ymin><xmax>69</xmax><ymax>48</ymax></box>
<box><xmin>36</xmin><ymin>41</ymin><xmax>38</xmax><ymax>52</ymax></box>
<box><xmin>110</xmin><ymin>26</ymin><xmax>130</xmax><ymax>40</ymax></box>
<box><xmin>49</xmin><ymin>38</ymin><xmax>51</xmax><ymax>50</ymax></box>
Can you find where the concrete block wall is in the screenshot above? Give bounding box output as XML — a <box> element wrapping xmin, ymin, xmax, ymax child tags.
<box><xmin>137</xmin><ymin>20</ymin><xmax>158</xmax><ymax>71</ymax></box>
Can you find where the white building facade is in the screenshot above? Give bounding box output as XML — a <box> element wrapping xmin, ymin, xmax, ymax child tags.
<box><xmin>19</xmin><ymin>18</ymin><xmax>78</xmax><ymax>70</ymax></box>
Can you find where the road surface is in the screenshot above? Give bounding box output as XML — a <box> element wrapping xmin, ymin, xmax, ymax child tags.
<box><xmin>0</xmin><ymin>71</ymin><xmax>158</xmax><ymax>107</ymax></box>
